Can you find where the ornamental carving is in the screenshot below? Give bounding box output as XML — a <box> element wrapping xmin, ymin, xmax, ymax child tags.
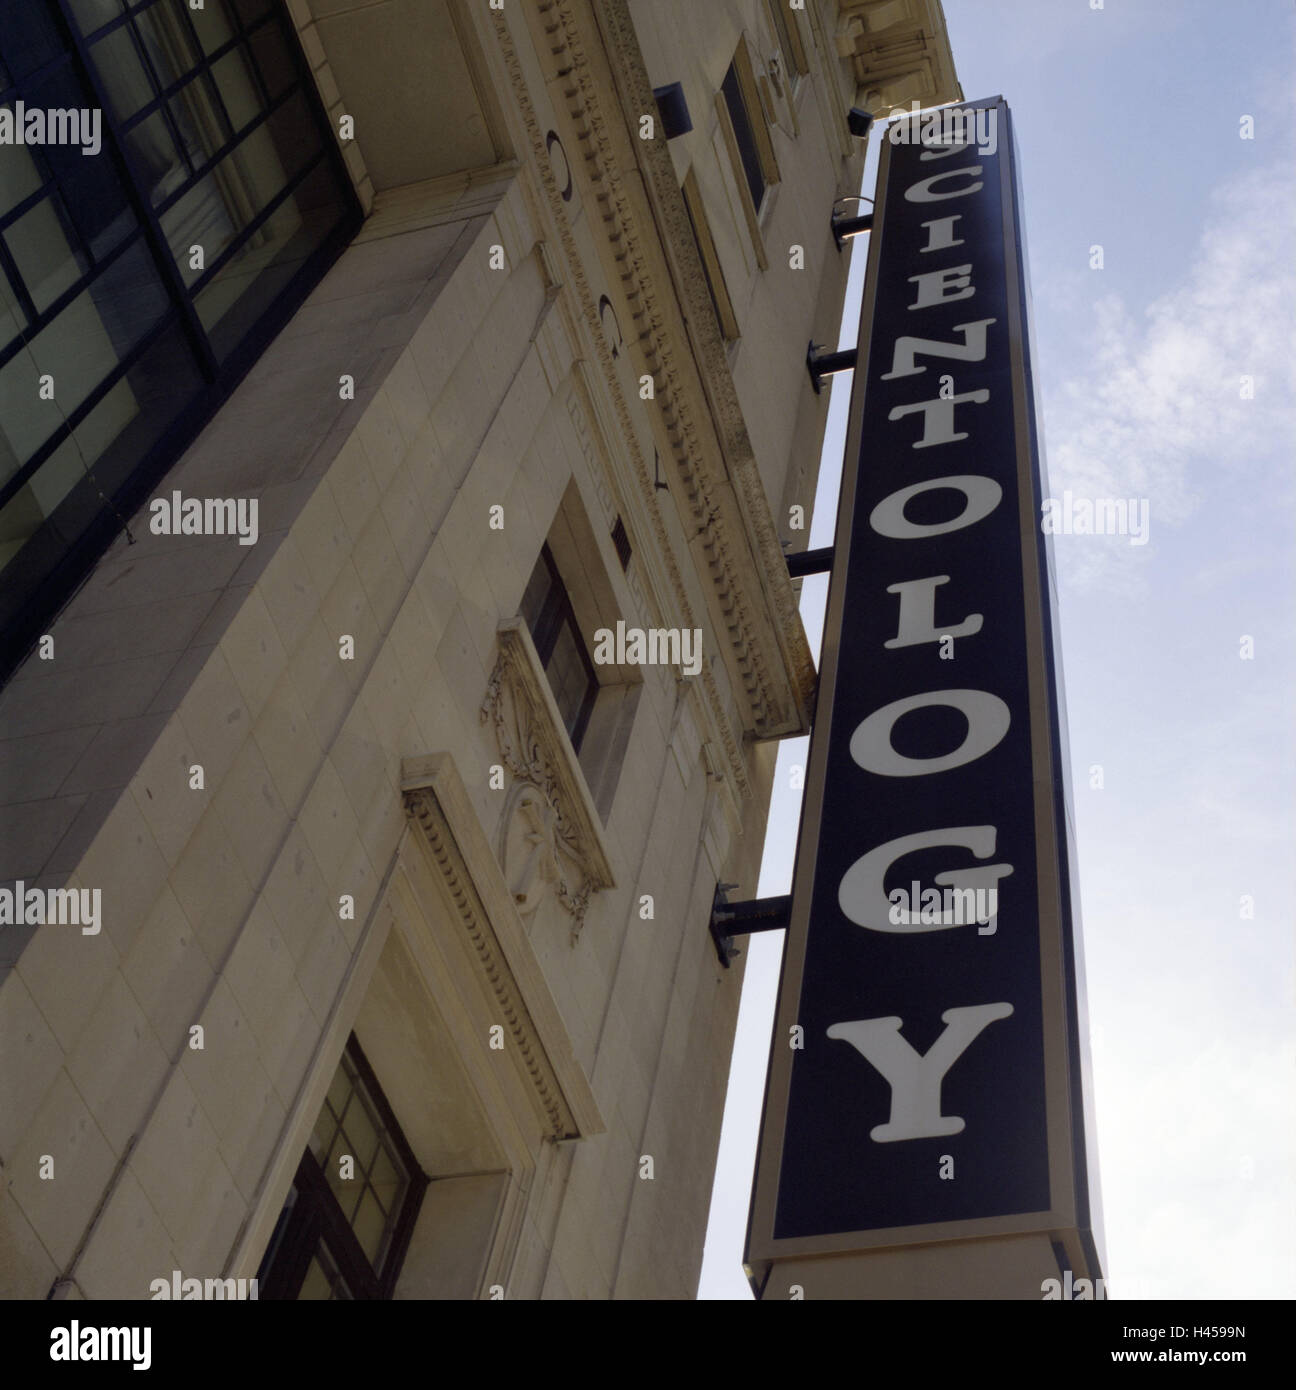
<box><xmin>480</xmin><ymin>621</ymin><xmax>615</xmax><ymax>942</ymax></box>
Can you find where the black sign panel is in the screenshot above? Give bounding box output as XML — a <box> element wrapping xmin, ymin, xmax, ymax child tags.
<box><xmin>748</xmin><ymin>98</ymin><xmax>1098</xmax><ymax>1261</ymax></box>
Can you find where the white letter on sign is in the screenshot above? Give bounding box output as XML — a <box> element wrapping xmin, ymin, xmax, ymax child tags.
<box><xmin>838</xmin><ymin>825</ymin><xmax>1013</xmax><ymax>933</ymax></box>
<box><xmin>881</xmin><ymin>318</ymin><xmax>995</xmax><ymax>379</ymax></box>
<box><xmin>887</xmin><ymin>390</ymin><xmax>990</xmax><ymax>449</ymax></box>
<box><xmin>885</xmin><ymin>574</ymin><xmax>982</xmax><ymax>649</ymax></box>
<box><xmin>849</xmin><ymin>689</ymin><xmax>1010</xmax><ymax>777</ymax></box>
<box><xmin>827</xmin><ymin>1003</ymin><xmax>1014</xmax><ymax>1141</ymax></box>
<box><xmin>870</xmin><ymin>475</ymin><xmax>1002</xmax><ymax>539</ymax></box>
<box><xmin>904</xmin><ymin>166</ymin><xmax>984</xmax><ymax>203</ymax></box>
<box><xmin>907</xmin><ymin>264</ymin><xmax>975</xmax><ymax>311</ymax></box>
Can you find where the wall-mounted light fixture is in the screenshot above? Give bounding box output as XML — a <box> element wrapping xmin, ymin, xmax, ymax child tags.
<box><xmin>652</xmin><ymin>83</ymin><xmax>693</xmax><ymax>139</ymax></box>
<box><xmin>831</xmin><ymin>194</ymin><xmax>874</xmax><ymax>250</ymax></box>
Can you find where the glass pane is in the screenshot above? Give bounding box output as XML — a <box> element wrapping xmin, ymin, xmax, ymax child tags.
<box><xmin>1</xmin><ymin>0</ymin><xmax>71</xmax><ymax>73</ymax></box>
<box><xmin>0</xmin><ymin>261</ymin><xmax>24</xmax><ymax>354</ymax></box>
<box><xmin>89</xmin><ymin>24</ymin><xmax>156</xmax><ymax>123</ymax></box>
<box><xmin>326</xmin><ymin>1128</ymin><xmax>362</xmax><ymax>1222</ymax></box>
<box><xmin>230</xmin><ymin>0</ymin><xmax>276</xmax><ymax>29</ymax></box>
<box><xmin>124</xmin><ymin>109</ymin><xmax>186</xmax><ymax>202</ymax></box>
<box><xmin>160</xmin><ymin>171</ymin><xmax>242</xmax><ymax>287</ymax></box>
<box><xmin>168</xmin><ymin>75</ymin><xmax>230</xmax><ymax>167</ymax></box>
<box><xmin>206</xmin><ymin>124</ymin><xmax>290</xmax><ymax>234</ymax></box>
<box><xmin>196</xmin><ymin>175</ymin><xmax>330</xmax><ymax>358</ymax></box>
<box><xmin>369</xmin><ymin>1146</ymin><xmax>406</xmax><ymax>1217</ymax></box>
<box><xmin>49</xmin><ymin>137</ymin><xmax>137</xmax><ymax>261</ymax></box>
<box><xmin>72</xmin><ymin>316</ymin><xmax>202</xmax><ymax>504</ymax></box>
<box><xmin>3</xmin><ymin>196</ymin><xmax>85</xmax><ymax>315</ymax></box>
<box><xmin>0</xmin><ymin>283</ymin><xmax>133</xmax><ymax>455</ymax></box>
<box><xmin>520</xmin><ymin>554</ymin><xmax>552</xmax><ymax>638</ymax></box>
<box><xmin>722</xmin><ymin>65</ymin><xmax>765</xmax><ymax>208</ymax></box>
<box><xmin>0</xmin><ymin>141</ymin><xmax>44</xmax><ymax>207</ymax></box>
<box><xmin>340</xmin><ymin>1095</ymin><xmax>380</xmax><ymax>1172</ymax></box>
<box><xmin>326</xmin><ymin>1061</ymin><xmax>353</xmax><ymax>1122</ymax></box>
<box><xmin>0</xmin><ymin>437</ymin><xmax>82</xmax><ymax>573</ymax></box>
<box><xmin>22</xmin><ymin>68</ymin><xmax>108</xmax><ymax>195</ymax></box>
<box><xmin>297</xmin><ymin>1251</ymin><xmax>351</xmax><ymax>1301</ymax></box>
<box><xmin>85</xmin><ymin>237</ymin><xmax>172</xmax><ymax>358</ymax></box>
<box><xmin>309</xmin><ymin>1107</ymin><xmax>335</xmax><ymax>1164</ymax></box>
<box><xmin>351</xmin><ymin>1189</ymin><xmax>388</xmax><ymax>1267</ymax></box>
<box><xmin>548</xmin><ymin>620</ymin><xmax>593</xmax><ymax>741</ymax></box>
<box><xmin>211</xmin><ymin>45</ymin><xmax>263</xmax><ymax>135</ymax></box>
<box><xmin>184</xmin><ymin>0</ymin><xmax>238</xmax><ymax>59</ymax></box>
<box><xmin>66</xmin><ymin>0</ymin><xmax>125</xmax><ymax>38</ymax></box>
<box><xmin>249</xmin><ymin>24</ymin><xmax>295</xmax><ymax>103</ymax></box>
<box><xmin>132</xmin><ymin>1</ymin><xmax>200</xmax><ymax>86</ymax></box>
<box><xmin>263</xmin><ymin>91</ymin><xmax>318</xmax><ymax>185</ymax></box>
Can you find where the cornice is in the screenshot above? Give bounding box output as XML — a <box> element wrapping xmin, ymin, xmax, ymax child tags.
<box><xmin>401</xmin><ymin>752</ymin><xmax>606</xmax><ymax>1141</ymax></box>
<box><xmin>512</xmin><ymin>0</ymin><xmax>818</xmax><ymax>742</ymax></box>
<box><xmin>486</xmin><ymin>2</ymin><xmax>754</xmax><ymax>801</ymax></box>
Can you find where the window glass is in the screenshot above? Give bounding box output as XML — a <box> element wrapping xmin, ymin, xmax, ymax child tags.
<box><xmin>89</xmin><ymin>24</ymin><xmax>156</xmax><ymax>124</ymax></box>
<box><xmin>0</xmin><ymin>0</ymin><xmax>358</xmax><ymax>678</ymax></box>
<box><xmin>65</xmin><ymin>0</ymin><xmax>125</xmax><ymax>39</ymax></box>
<box><xmin>2</xmin><ymin>0</ymin><xmax>72</xmax><ymax>72</ymax></box>
<box><xmin>722</xmin><ymin>63</ymin><xmax>766</xmax><ymax>209</ymax></box>
<box><xmin>519</xmin><ymin>545</ymin><xmax>599</xmax><ymax>752</ymax></box>
<box><xmin>257</xmin><ymin>1037</ymin><xmax>424</xmax><ymax>1301</ymax></box>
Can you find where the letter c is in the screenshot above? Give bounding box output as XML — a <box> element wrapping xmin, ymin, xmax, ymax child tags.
<box><xmin>905</xmin><ymin>166</ymin><xmax>984</xmax><ymax>202</ymax></box>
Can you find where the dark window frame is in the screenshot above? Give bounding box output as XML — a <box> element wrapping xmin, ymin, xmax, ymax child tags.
<box><xmin>520</xmin><ymin>542</ymin><xmax>599</xmax><ymax>754</ymax></box>
<box><xmin>257</xmin><ymin>1033</ymin><xmax>428</xmax><ymax>1301</ymax></box>
<box><xmin>0</xmin><ymin>0</ymin><xmax>361</xmax><ymax>686</ymax></box>
<box><xmin>721</xmin><ymin>61</ymin><xmax>766</xmax><ymax>211</ymax></box>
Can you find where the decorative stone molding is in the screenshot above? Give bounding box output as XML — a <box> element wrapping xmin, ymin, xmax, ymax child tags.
<box><xmin>484</xmin><ymin>0</ymin><xmax>824</xmax><ymax>796</ymax></box>
<box><xmin>401</xmin><ymin>753</ymin><xmax>605</xmax><ymax>1141</ymax></box>
<box><xmin>540</xmin><ymin>0</ymin><xmax>816</xmax><ymax>740</ymax></box>
<box><xmin>479</xmin><ymin>620</ymin><xmax>615</xmax><ymax>942</ymax></box>
<box><xmin>483</xmin><ymin>5</ymin><xmax>753</xmax><ymax>806</ymax></box>
<box><xmin>835</xmin><ymin>0</ymin><xmax>963</xmax><ymax>110</ymax></box>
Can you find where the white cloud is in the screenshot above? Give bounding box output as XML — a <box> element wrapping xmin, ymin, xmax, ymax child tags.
<box><xmin>1042</xmin><ymin>162</ymin><xmax>1296</xmax><ymax>590</ymax></box>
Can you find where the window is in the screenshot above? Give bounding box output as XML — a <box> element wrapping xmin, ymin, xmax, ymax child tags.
<box><xmin>0</xmin><ymin>0</ymin><xmax>360</xmax><ymax>683</ymax></box>
<box><xmin>681</xmin><ymin>167</ymin><xmax>739</xmax><ymax>342</ymax></box>
<box><xmin>721</xmin><ymin>62</ymin><xmax>765</xmax><ymax>210</ymax></box>
<box><xmin>766</xmin><ymin>0</ymin><xmax>809</xmax><ymax>78</ymax></box>
<box><xmin>519</xmin><ymin>542</ymin><xmax>599</xmax><ymax>754</ymax></box>
<box><xmin>257</xmin><ymin>1035</ymin><xmax>428</xmax><ymax>1300</ymax></box>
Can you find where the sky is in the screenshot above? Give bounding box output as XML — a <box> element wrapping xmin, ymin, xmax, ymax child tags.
<box><xmin>699</xmin><ymin>0</ymin><xmax>1296</xmax><ymax>1301</ymax></box>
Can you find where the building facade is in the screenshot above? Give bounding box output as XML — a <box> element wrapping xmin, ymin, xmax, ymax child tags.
<box><xmin>0</xmin><ymin>0</ymin><xmax>958</xmax><ymax>1299</ymax></box>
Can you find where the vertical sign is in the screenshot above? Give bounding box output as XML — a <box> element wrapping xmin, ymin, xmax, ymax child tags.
<box><xmin>746</xmin><ymin>98</ymin><xmax>1103</xmax><ymax>1292</ymax></box>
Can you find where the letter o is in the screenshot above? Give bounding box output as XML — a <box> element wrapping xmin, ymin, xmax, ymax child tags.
<box><xmin>905</xmin><ymin>166</ymin><xmax>984</xmax><ymax>202</ymax></box>
<box><xmin>869</xmin><ymin>474</ymin><xmax>1002</xmax><ymax>539</ymax></box>
<box><xmin>849</xmin><ymin>689</ymin><xmax>1010</xmax><ymax>777</ymax></box>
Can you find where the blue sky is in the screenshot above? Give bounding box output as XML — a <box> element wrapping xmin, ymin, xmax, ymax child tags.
<box><xmin>700</xmin><ymin>0</ymin><xmax>1295</xmax><ymax>1300</ymax></box>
